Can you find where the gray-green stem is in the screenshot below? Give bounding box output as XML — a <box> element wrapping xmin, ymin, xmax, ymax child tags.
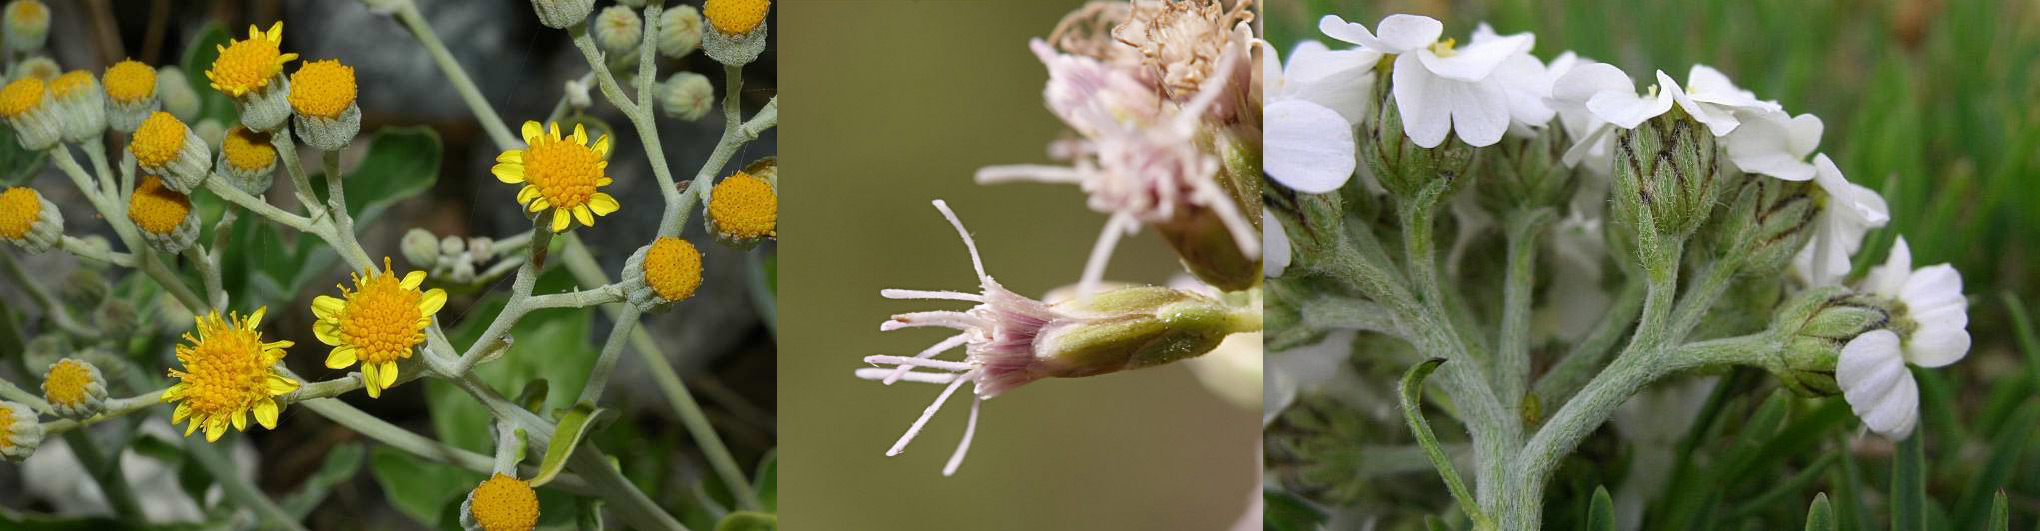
<box><xmin>1496</xmin><ymin>208</ymin><xmax>1554</xmax><ymax>417</ymax></box>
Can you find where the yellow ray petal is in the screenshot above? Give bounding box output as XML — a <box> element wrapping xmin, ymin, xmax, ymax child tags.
<box><xmin>529</xmin><ymin>197</ymin><xmax>551</xmax><ymax>213</ymax></box>
<box><xmin>588</xmin><ymin>193</ymin><xmax>619</xmax><ymax>215</ymax></box>
<box><xmin>572</xmin><ymin>123</ymin><xmax>588</xmax><ymax>145</ymax></box>
<box><xmin>548</xmin><ymin>122</ymin><xmax>562</xmax><ymax>140</ymax></box>
<box><xmin>401</xmin><ymin>271</ymin><xmax>426</xmax><ymax>290</ymax></box>
<box><xmin>205</xmin><ymin>416</ymin><xmax>228</xmax><ymax>442</ymax></box>
<box><xmin>594</xmin><ymin>134</ymin><xmax>612</xmax><ymax>157</ymax></box>
<box><xmin>231</xmin><ymin>409</ymin><xmax>248</xmax><ymax>431</ymax></box>
<box><xmin>419</xmin><ymin>289</ymin><xmax>448</xmax><ymax>315</ymax></box>
<box><xmin>161</xmin><ymin>383</ymin><xmax>186</xmax><ymax>402</ymax></box>
<box><xmin>379</xmin><ymin>362</ymin><xmax>400</xmax><ymax>388</ymax></box>
<box><xmin>497</xmin><ymin>150</ymin><xmax>523</xmax><ymax>164</ymax></box>
<box><xmin>552</xmin><ymin>209</ymin><xmax>573</xmax><ymax>232</ymax></box>
<box><xmin>311</xmin><ymin>295</ymin><xmax>346</xmax><ymax>320</ymax></box>
<box><xmin>249</xmin><ymin>307</ymin><xmax>268</xmax><ymax>328</ymax></box>
<box><xmin>522</xmin><ymin>121</ymin><xmax>544</xmax><ymax>143</ymax></box>
<box><xmin>493</xmin><ymin>163</ymin><xmax>526</xmax><ymax>184</ymax></box>
<box><xmin>255</xmin><ymin>399</ymin><xmax>280</xmax><ymax>429</ymax></box>
<box><xmin>267</xmin><ymin>374</ymin><xmax>299</xmax><ymax>395</ymax></box>
<box><xmin>184</xmin><ymin>418</ymin><xmax>200</xmax><ymax>436</ymax></box>
<box><xmin>314</xmin><ymin>320</ymin><xmax>342</xmax><ymax>345</ymax></box>
<box><xmin>326</xmin><ymin>346</ymin><xmax>358</xmax><ymax>369</ymax></box>
<box><xmin>172</xmin><ymin>402</ymin><xmax>192</xmax><ymax>424</ymax></box>
<box><xmin>517</xmin><ymin>185</ymin><xmax>542</xmax><ymax>204</ymax></box>
<box><xmin>573</xmin><ymin>205</ymin><xmax>594</xmax><ymax>227</ymax></box>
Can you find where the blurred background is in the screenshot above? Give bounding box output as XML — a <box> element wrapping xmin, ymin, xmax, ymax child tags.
<box><xmin>778</xmin><ymin>1</ymin><xmax>1259</xmax><ymax>529</ymax></box>
<box><xmin>0</xmin><ymin>0</ymin><xmax>775</xmax><ymax>529</ymax></box>
<box><xmin>1267</xmin><ymin>0</ymin><xmax>2040</xmax><ymax>529</ymax></box>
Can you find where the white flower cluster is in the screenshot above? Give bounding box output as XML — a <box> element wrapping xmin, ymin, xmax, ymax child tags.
<box><xmin>1267</xmin><ymin>13</ymin><xmax>1970</xmax><ymax>439</ymax></box>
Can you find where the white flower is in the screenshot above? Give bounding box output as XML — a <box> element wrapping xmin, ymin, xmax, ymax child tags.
<box><xmin>1552</xmin><ymin>63</ymin><xmax>1769</xmax><ymax>166</ymax></box>
<box><xmin>1263</xmin><ymin>209</ymin><xmax>1291</xmax><ymax>277</ymax></box>
<box><xmin>1318</xmin><ymin>14</ymin><xmax>1531</xmax><ymax>148</ymax></box>
<box><xmin>1861</xmin><ymin>237</ymin><xmax>1970</xmax><ymax>367</ymax></box>
<box><xmin>1681</xmin><ymin>64</ymin><xmax>1783</xmax><ymax>127</ymax></box>
<box><xmin>1471</xmin><ymin>23</ymin><xmax>1557</xmax><ymax>137</ymax></box>
<box><xmin>1837</xmin><ymin>330</ymin><xmax>1918</xmax><ymax>438</ymax></box>
<box><xmin>1794</xmin><ymin>154</ymin><xmax>1890</xmax><ymax>285</ymax></box>
<box><xmin>1264</xmin><ymin>40</ymin><xmax>1370</xmax><ymax>193</ymax></box>
<box><xmin>1725</xmin><ymin>110</ymin><xmax>1824</xmax><ymax>181</ymax></box>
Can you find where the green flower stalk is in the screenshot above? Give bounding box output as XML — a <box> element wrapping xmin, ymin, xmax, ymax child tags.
<box><xmin>858</xmin><ymin>200</ymin><xmax>1259</xmax><ymax>476</ymax></box>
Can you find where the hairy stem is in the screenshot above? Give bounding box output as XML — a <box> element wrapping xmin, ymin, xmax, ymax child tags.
<box><xmin>1496</xmin><ymin>208</ymin><xmax>1554</xmax><ymax>417</ymax></box>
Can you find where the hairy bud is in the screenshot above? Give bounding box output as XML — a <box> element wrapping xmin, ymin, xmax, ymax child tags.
<box><xmin>1611</xmin><ymin>112</ymin><xmax>1720</xmax><ymax>253</ymax></box>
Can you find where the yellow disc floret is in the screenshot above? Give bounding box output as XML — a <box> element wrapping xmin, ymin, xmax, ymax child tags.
<box><xmin>493</xmin><ymin>121</ymin><xmax>619</xmax><ymax>233</ymax></box>
<box><xmin>704</xmin><ymin>0</ymin><xmax>770</xmax><ymax>35</ymax></box>
<box><xmin>131</xmin><ymin>112</ymin><xmax>189</xmax><ymax>168</ymax></box>
<box><xmin>312</xmin><ymin>258</ymin><xmax>446</xmax><ymax>399</ymax></box>
<box><xmin>0</xmin><ymin>403</ymin><xmax>15</xmax><ymax>452</ymax></box>
<box><xmin>103</xmin><ymin>60</ymin><xmax>157</xmax><ymax>104</ymax></box>
<box><xmin>48</xmin><ymin>71</ymin><xmax>92</xmax><ymax>99</ymax></box>
<box><xmin>206</xmin><ymin>22</ymin><xmax>298</xmax><ymax>97</ymax></box>
<box><xmin>162</xmin><ymin>308</ymin><xmax>298</xmax><ymax>442</ymax></box>
<box><xmin>128</xmin><ymin>176</ymin><xmax>192</xmax><ymax>236</ymax></box>
<box><xmin>288</xmin><ymin>59</ymin><xmax>356</xmax><ymax>119</ymax></box>
<box><xmin>0</xmin><ymin>77</ymin><xmax>45</xmax><ymax>118</ymax></box>
<box><xmin>645</xmin><ymin>237</ymin><xmax>703</xmax><ymax>302</ymax></box>
<box><xmin>43</xmin><ymin>360</ymin><xmax>93</xmax><ymax>408</ymax></box>
<box><xmin>222</xmin><ymin>125</ymin><xmax>277</xmax><ymax>171</ymax></box>
<box><xmin>5</xmin><ymin>0</ymin><xmax>45</xmax><ymax>23</ymax></box>
<box><xmin>468</xmin><ymin>474</ymin><xmax>540</xmax><ymax>531</ymax></box>
<box><xmin>709</xmin><ymin>172</ymin><xmax>776</xmax><ymax>240</ymax></box>
<box><xmin>0</xmin><ymin>187</ymin><xmax>41</xmax><ymax>240</ymax></box>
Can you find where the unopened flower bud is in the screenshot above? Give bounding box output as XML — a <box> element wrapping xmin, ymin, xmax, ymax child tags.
<box><xmin>658</xmin><ymin>5</ymin><xmax>704</xmax><ymax>59</ymax></box>
<box><xmin>217</xmin><ymin>125</ymin><xmax>277</xmax><ymax>195</ymax></box>
<box><xmin>0</xmin><ymin>400</ymin><xmax>43</xmax><ymax>462</ymax></box>
<box><xmin>2</xmin><ymin>1</ymin><xmax>49</xmax><ymax>53</ymax></box>
<box><xmin>42</xmin><ymin>358</ymin><xmax>108</xmax><ymax>419</ymax></box>
<box><xmin>0</xmin><ymin>186</ymin><xmax>62</xmax><ymax>254</ymax></box>
<box><xmin>130</xmin><ymin>112</ymin><xmax>212</xmax><ymax>194</ymax></box>
<box><xmin>440</xmin><ymin>234</ymin><xmax>466</xmax><ymax>257</ymax></box>
<box><xmin>289</xmin><ymin>60</ymin><xmax>361</xmax><ymax>151</ymax></box>
<box><xmin>624</xmin><ymin>237</ymin><xmax>703</xmax><ymax>312</ymax></box>
<box><xmin>1709</xmin><ymin>175</ymin><xmax>1816</xmax><ymax>277</ymax></box>
<box><xmin>95</xmin><ymin>298</ymin><xmax>139</xmax><ymax>338</ymax></box>
<box><xmin>102</xmin><ymin>60</ymin><xmax>160</xmax><ymax>133</ymax></box>
<box><xmin>467</xmin><ymin>236</ymin><xmax>496</xmax><ymax>263</ymax></box>
<box><xmin>1611</xmin><ymin>112</ymin><xmax>1720</xmax><ymax>246</ymax></box>
<box><xmin>1360</xmin><ymin>70</ymin><xmax>1477</xmax><ymax>200</ymax></box>
<box><xmin>129</xmin><ymin>175</ymin><xmax>200</xmax><ymax>254</ymax></box>
<box><xmin>401</xmin><ymin>228</ymin><xmax>441</xmax><ymax>268</ymax></box>
<box><xmin>529</xmin><ymin>0</ymin><xmax>594</xmax><ymax>29</ymax></box>
<box><xmin>49</xmin><ymin>71</ymin><xmax>107</xmax><ymax>142</ymax></box>
<box><xmin>0</xmin><ymin>76</ymin><xmax>60</xmax><ymax>150</ymax></box>
<box><xmin>157</xmin><ymin>67</ymin><xmax>201</xmax><ymax>122</ymax></box>
<box><xmin>701</xmin><ymin>0</ymin><xmax>769</xmax><ymax>66</ymax></box>
<box><xmin>593</xmin><ymin>6</ymin><xmax>643</xmax><ymax>55</ymax></box>
<box><xmin>658</xmin><ymin>72</ymin><xmax>714</xmax><ymax>121</ymax></box>
<box><xmin>61</xmin><ymin>269</ymin><xmax>109</xmax><ymax>305</ymax></box>
<box><xmin>1030</xmin><ymin>286</ymin><xmax>1259</xmax><ymax>380</ymax></box>
<box><xmin>1477</xmin><ymin>121</ymin><xmax>1579</xmax><ymax>213</ymax></box>
<box><xmin>705</xmin><ymin>169</ymin><xmax>776</xmax><ymax>250</ymax></box>
<box><xmin>1764</xmin><ymin>286</ymin><xmax>1891</xmax><ymax>396</ymax></box>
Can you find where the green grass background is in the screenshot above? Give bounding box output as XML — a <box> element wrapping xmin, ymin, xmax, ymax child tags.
<box><xmin>777</xmin><ymin>2</ymin><xmax>1259</xmax><ymax>529</ymax></box>
<box><xmin>1267</xmin><ymin>0</ymin><xmax>2040</xmax><ymax>528</ymax></box>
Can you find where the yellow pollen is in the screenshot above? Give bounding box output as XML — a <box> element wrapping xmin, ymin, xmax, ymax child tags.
<box><xmin>1429</xmin><ymin>38</ymin><xmax>1458</xmax><ymax>57</ymax></box>
<box><xmin>49</xmin><ymin>71</ymin><xmax>93</xmax><ymax>100</ymax></box>
<box><xmin>103</xmin><ymin>60</ymin><xmax>157</xmax><ymax>104</ymax></box>
<box><xmin>129</xmin><ymin>176</ymin><xmax>192</xmax><ymax>236</ymax></box>
<box><xmin>0</xmin><ymin>77</ymin><xmax>46</xmax><ymax>118</ymax></box>
<box><xmin>523</xmin><ymin>135</ymin><xmax>605</xmax><ymax>210</ymax></box>
<box><xmin>469</xmin><ymin>474</ymin><xmax>540</xmax><ymax>531</ymax></box>
<box><xmin>336</xmin><ymin>267</ymin><xmax>426</xmax><ymax>365</ymax></box>
<box><xmin>207</xmin><ymin>22</ymin><xmax>296</xmax><ymax>97</ymax></box>
<box><xmin>644</xmin><ymin>237</ymin><xmax>703</xmax><ymax>302</ymax></box>
<box><xmin>222</xmin><ymin>126</ymin><xmax>277</xmax><ymax>171</ymax></box>
<box><xmin>0</xmin><ymin>187</ymin><xmax>41</xmax><ymax>240</ymax></box>
<box><xmin>0</xmin><ymin>404</ymin><xmax>14</xmax><ymax>450</ymax></box>
<box><xmin>131</xmin><ymin>112</ymin><xmax>189</xmax><ymax>168</ymax></box>
<box><xmin>708</xmin><ymin>172</ymin><xmax>775</xmax><ymax>240</ymax></box>
<box><xmin>288</xmin><ymin>59</ymin><xmax>356</xmax><ymax>119</ymax></box>
<box><xmin>704</xmin><ymin>0</ymin><xmax>769</xmax><ymax>35</ymax></box>
<box><xmin>43</xmin><ymin>360</ymin><xmax>93</xmax><ymax>407</ymax></box>
<box><xmin>171</xmin><ymin>311</ymin><xmax>286</xmax><ymax>417</ymax></box>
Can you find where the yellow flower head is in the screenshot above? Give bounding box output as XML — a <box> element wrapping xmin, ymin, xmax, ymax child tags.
<box><xmin>131</xmin><ymin>112</ymin><xmax>190</xmax><ymax>168</ymax></box>
<box><xmin>128</xmin><ymin>176</ymin><xmax>192</xmax><ymax>236</ymax></box>
<box><xmin>312</xmin><ymin>258</ymin><xmax>446</xmax><ymax>399</ymax></box>
<box><xmin>708</xmin><ymin>172</ymin><xmax>776</xmax><ymax>240</ymax></box>
<box><xmin>466</xmin><ymin>474</ymin><xmax>540</xmax><ymax>531</ymax></box>
<box><xmin>163</xmin><ymin>307</ymin><xmax>298</xmax><ymax>442</ymax></box>
<box><xmin>43</xmin><ymin>360</ymin><xmax>93</xmax><ymax>405</ymax></box>
<box><xmin>0</xmin><ymin>76</ymin><xmax>46</xmax><ymax>118</ymax></box>
<box><xmin>288</xmin><ymin>59</ymin><xmax>356</xmax><ymax>119</ymax></box>
<box><xmin>4</xmin><ymin>0</ymin><xmax>45</xmax><ymax>23</ymax></box>
<box><xmin>48</xmin><ymin>71</ymin><xmax>93</xmax><ymax>100</ymax></box>
<box><xmin>206</xmin><ymin>22</ymin><xmax>297</xmax><ymax>98</ymax></box>
<box><xmin>0</xmin><ymin>187</ymin><xmax>42</xmax><ymax>240</ymax></box>
<box><xmin>493</xmin><ymin>121</ymin><xmax>619</xmax><ymax>233</ymax></box>
<box><xmin>644</xmin><ymin>237</ymin><xmax>703</xmax><ymax>302</ymax></box>
<box><xmin>704</xmin><ymin>0</ymin><xmax>770</xmax><ymax>35</ymax></box>
<box><xmin>222</xmin><ymin>125</ymin><xmax>277</xmax><ymax>172</ymax></box>
<box><xmin>103</xmin><ymin>60</ymin><xmax>157</xmax><ymax>104</ymax></box>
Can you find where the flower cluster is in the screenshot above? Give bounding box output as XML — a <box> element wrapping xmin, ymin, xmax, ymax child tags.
<box><xmin>1267</xmin><ymin>13</ymin><xmax>1967</xmax><ymax>444</ymax></box>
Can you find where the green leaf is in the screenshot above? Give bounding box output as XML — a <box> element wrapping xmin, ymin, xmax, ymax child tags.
<box><xmin>752</xmin><ymin>448</ymin><xmax>777</xmax><ymax>512</ymax></box>
<box><xmin>2003</xmin><ymin>293</ymin><xmax>2040</xmax><ymax>400</ymax></box>
<box><xmin>1893</xmin><ymin>430</ymin><xmax>1926</xmax><ymax>531</ymax></box>
<box><xmin>368</xmin><ymin>446</ymin><xmax>482</xmax><ymax>527</ymax></box>
<box><xmin>281</xmin><ymin>443</ymin><xmax>366</xmax><ymax>518</ymax></box>
<box><xmin>1398</xmin><ymin>358</ymin><xmax>1486</xmax><ymax>528</ymax></box>
<box><xmin>1954</xmin><ymin>403</ymin><xmax>2039</xmax><ymax>529</ymax></box>
<box><xmin>339</xmin><ymin>127</ymin><xmax>443</xmax><ymax>229</ymax></box>
<box><xmin>1805</xmin><ymin>493</ymin><xmax>1836</xmax><ymax>531</ymax></box>
<box><xmin>177</xmin><ymin>22</ymin><xmax>238</xmax><ymax>126</ymax></box>
<box><xmin>714</xmin><ymin>512</ymin><xmax>777</xmax><ymax>531</ymax></box>
<box><xmin>1262</xmin><ymin>490</ymin><xmax>1327</xmax><ymax>531</ymax></box>
<box><xmin>532</xmin><ymin>402</ymin><xmax>609</xmax><ymax>488</ymax></box>
<box><xmin>1989</xmin><ymin>490</ymin><xmax>2009</xmax><ymax>531</ymax></box>
<box><xmin>517</xmin><ymin>380</ymin><xmax>552</xmax><ymax>414</ymax></box>
<box><xmin>1587</xmin><ymin>485</ymin><xmax>1614</xmax><ymax>531</ymax></box>
<box><xmin>0</xmin><ymin>126</ymin><xmax>47</xmax><ymax>185</ymax></box>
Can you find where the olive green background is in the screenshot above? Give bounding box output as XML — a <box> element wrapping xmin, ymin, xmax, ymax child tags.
<box><xmin>777</xmin><ymin>1</ymin><xmax>1259</xmax><ymax>529</ymax></box>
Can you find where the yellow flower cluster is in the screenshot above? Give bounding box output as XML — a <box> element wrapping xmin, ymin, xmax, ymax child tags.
<box><xmin>163</xmin><ymin>308</ymin><xmax>299</xmax><ymax>442</ymax></box>
<box><xmin>494</xmin><ymin>121</ymin><xmax>620</xmax><ymax>233</ymax></box>
<box><xmin>313</xmin><ymin>258</ymin><xmax>447</xmax><ymax>398</ymax></box>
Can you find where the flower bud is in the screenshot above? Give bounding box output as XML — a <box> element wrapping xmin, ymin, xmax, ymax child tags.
<box><xmin>624</xmin><ymin>237</ymin><xmax>703</xmax><ymax>312</ymax></box>
<box><xmin>157</xmin><ymin>67</ymin><xmax>201</xmax><ymax>122</ymax></box>
<box><xmin>130</xmin><ymin>112</ymin><xmax>212</xmax><ymax>194</ymax></box>
<box><xmin>1476</xmin><ymin>121</ymin><xmax>1579</xmax><ymax>213</ymax></box>
<box><xmin>95</xmin><ymin>298</ymin><xmax>140</xmax><ymax>338</ymax></box>
<box><xmin>701</xmin><ymin>0</ymin><xmax>769</xmax><ymax>66</ymax></box>
<box><xmin>1025</xmin><ymin>286</ymin><xmax>1259</xmax><ymax>384</ymax></box>
<box><xmin>467</xmin><ymin>236</ymin><xmax>496</xmax><ymax>263</ymax></box>
<box><xmin>1764</xmin><ymin>286</ymin><xmax>1891</xmax><ymax>396</ymax></box>
<box><xmin>529</xmin><ymin>0</ymin><xmax>594</xmax><ymax>29</ymax></box>
<box><xmin>129</xmin><ymin>175</ymin><xmax>200</xmax><ymax>254</ymax></box>
<box><xmin>705</xmin><ymin>168</ymin><xmax>777</xmax><ymax>250</ymax></box>
<box><xmin>0</xmin><ymin>400</ymin><xmax>43</xmax><ymax>462</ymax></box>
<box><xmin>0</xmin><ymin>76</ymin><xmax>60</xmax><ymax>150</ymax></box>
<box><xmin>658</xmin><ymin>5</ymin><xmax>704</xmax><ymax>59</ymax></box>
<box><xmin>42</xmin><ymin>358</ymin><xmax>109</xmax><ymax>419</ymax></box>
<box><xmin>102</xmin><ymin>60</ymin><xmax>160</xmax><ymax>133</ymax></box>
<box><xmin>397</xmin><ymin>228</ymin><xmax>439</xmax><ymax>269</ymax></box>
<box><xmin>461</xmin><ymin>473</ymin><xmax>539</xmax><ymax>531</ymax></box>
<box><xmin>217</xmin><ymin>125</ymin><xmax>278</xmax><ymax>195</ymax></box>
<box><xmin>49</xmin><ymin>71</ymin><xmax>107</xmax><ymax>143</ymax></box>
<box><xmin>593</xmin><ymin>6</ymin><xmax>643</xmax><ymax>55</ymax></box>
<box><xmin>1708</xmin><ymin>175</ymin><xmax>1816</xmax><ymax>277</ymax></box>
<box><xmin>1360</xmin><ymin>67</ymin><xmax>1476</xmax><ymax>200</ymax></box>
<box><xmin>658</xmin><ymin>72</ymin><xmax>714</xmax><ymax>121</ymax></box>
<box><xmin>61</xmin><ymin>269</ymin><xmax>110</xmax><ymax>304</ymax></box>
<box><xmin>0</xmin><ymin>186</ymin><xmax>62</xmax><ymax>254</ymax></box>
<box><xmin>289</xmin><ymin>60</ymin><xmax>361</xmax><ymax>151</ymax></box>
<box><xmin>2</xmin><ymin>1</ymin><xmax>49</xmax><ymax>53</ymax></box>
<box><xmin>439</xmin><ymin>234</ymin><xmax>466</xmax><ymax>257</ymax></box>
<box><xmin>1610</xmin><ymin>112</ymin><xmax>1720</xmax><ymax>245</ymax></box>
